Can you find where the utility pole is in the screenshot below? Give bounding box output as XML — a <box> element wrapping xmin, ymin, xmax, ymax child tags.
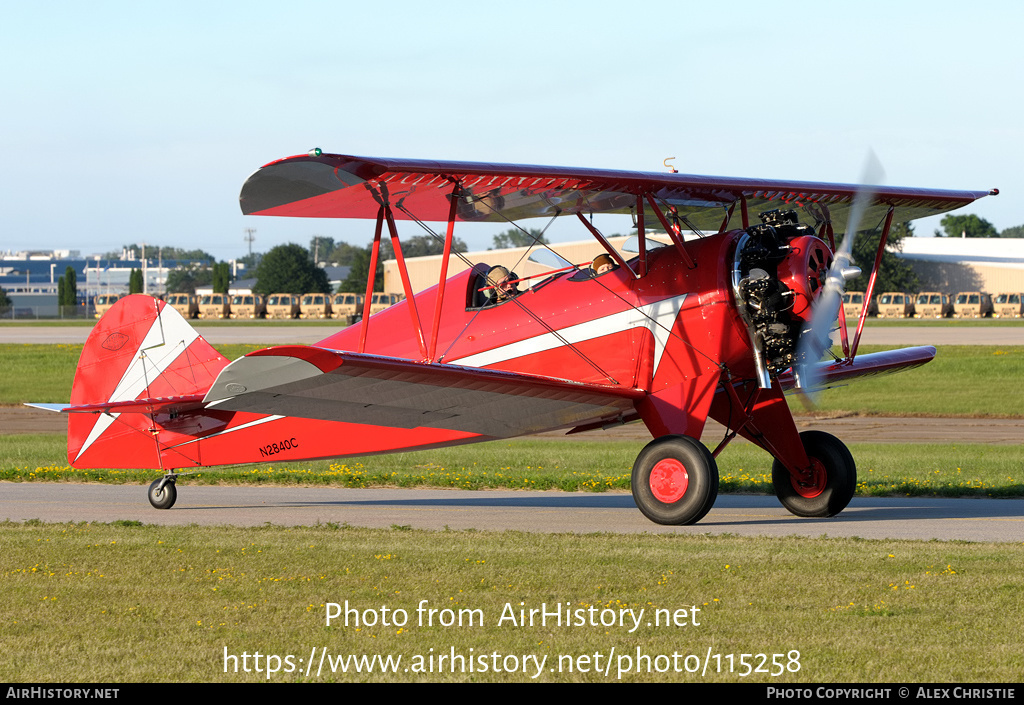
<box><xmin>244</xmin><ymin>228</ymin><xmax>257</xmax><ymax>258</ymax></box>
<box><xmin>139</xmin><ymin>242</ymin><xmax>148</xmax><ymax>295</ymax></box>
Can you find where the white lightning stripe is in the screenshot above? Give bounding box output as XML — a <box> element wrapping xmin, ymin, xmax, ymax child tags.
<box><xmin>164</xmin><ymin>415</ymin><xmax>285</xmax><ymax>450</ymax></box>
<box><xmin>453</xmin><ymin>294</ymin><xmax>686</xmax><ymax>373</ymax></box>
<box><xmin>74</xmin><ymin>303</ymin><xmax>201</xmax><ymax>463</ymax></box>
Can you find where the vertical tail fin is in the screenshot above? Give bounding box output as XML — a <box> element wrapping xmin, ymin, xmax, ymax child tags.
<box><xmin>68</xmin><ymin>295</ymin><xmax>230</xmax><ymax>468</ymax></box>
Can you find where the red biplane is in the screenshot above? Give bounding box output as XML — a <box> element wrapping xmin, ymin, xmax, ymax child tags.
<box><xmin>37</xmin><ymin>152</ymin><xmax>995</xmax><ymax>524</ymax></box>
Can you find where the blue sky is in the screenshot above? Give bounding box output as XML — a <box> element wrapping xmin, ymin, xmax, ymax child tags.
<box><xmin>1</xmin><ymin>1</ymin><xmax>1020</xmax><ymax>260</ymax></box>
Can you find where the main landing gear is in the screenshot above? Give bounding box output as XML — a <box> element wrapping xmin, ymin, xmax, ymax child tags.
<box><xmin>631</xmin><ymin>435</ymin><xmax>719</xmax><ymax>525</ymax></box>
<box><xmin>630</xmin><ymin>430</ymin><xmax>857</xmax><ymax>524</ymax></box>
<box><xmin>772</xmin><ymin>430</ymin><xmax>856</xmax><ymax>517</ymax></box>
<box><xmin>148</xmin><ymin>475</ymin><xmax>178</xmax><ymax>510</ymax></box>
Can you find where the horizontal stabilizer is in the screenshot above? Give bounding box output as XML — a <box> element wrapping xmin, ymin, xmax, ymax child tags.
<box><xmin>31</xmin><ymin>395</ymin><xmax>208</xmax><ymax>415</ymax></box>
<box><xmin>24</xmin><ymin>403</ymin><xmax>71</xmax><ymax>413</ymax></box>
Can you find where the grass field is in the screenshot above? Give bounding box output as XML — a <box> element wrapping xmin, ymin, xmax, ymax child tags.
<box><xmin>2</xmin><ymin>340</ymin><xmax>1021</xmax><ymax>683</ymax></box>
<box><xmin>3</xmin><ymin>521</ymin><xmax>1022</xmax><ymax>682</ymax></box>
<box><xmin>3</xmin><ymin>434</ymin><xmax>1022</xmax><ymax>498</ymax></box>
<box><xmin>808</xmin><ymin>346</ymin><xmax>1024</xmax><ymax>417</ymax></box>
<box><xmin>4</xmin><ymin>343</ymin><xmax>1024</xmax><ymax>416</ymax></box>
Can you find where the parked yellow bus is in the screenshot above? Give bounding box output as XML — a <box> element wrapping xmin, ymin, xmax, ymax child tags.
<box><xmin>875</xmin><ymin>292</ymin><xmax>914</xmax><ymax>319</ymax></box>
<box><xmin>231</xmin><ymin>294</ymin><xmax>266</xmax><ymax>319</ymax></box>
<box><xmin>300</xmin><ymin>293</ymin><xmax>332</xmax><ymax>319</ymax></box>
<box><xmin>198</xmin><ymin>293</ymin><xmax>231</xmax><ymax>319</ymax></box>
<box><xmin>331</xmin><ymin>292</ymin><xmax>363</xmax><ymax>324</ymax></box>
<box><xmin>93</xmin><ymin>294</ymin><xmax>121</xmax><ymax>318</ymax></box>
<box><xmin>265</xmin><ymin>293</ymin><xmax>301</xmax><ymax>319</ymax></box>
<box><xmin>993</xmin><ymin>292</ymin><xmax>1023</xmax><ymax>318</ymax></box>
<box><xmin>165</xmin><ymin>293</ymin><xmax>199</xmax><ymax>319</ymax></box>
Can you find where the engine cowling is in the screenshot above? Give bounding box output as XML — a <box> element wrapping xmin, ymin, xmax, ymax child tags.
<box><xmin>777</xmin><ymin>235</ymin><xmax>834</xmax><ymax>323</ymax></box>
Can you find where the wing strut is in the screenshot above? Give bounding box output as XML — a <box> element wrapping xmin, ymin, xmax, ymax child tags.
<box><xmin>359</xmin><ymin>186</ymin><xmax>434</xmax><ymax>361</ymax></box>
<box><xmin>850</xmin><ymin>206</ymin><xmax>895</xmax><ymax>362</ymax></box>
<box><xmin>644</xmin><ymin>194</ymin><xmax>696</xmax><ymax>268</ymax></box>
<box><xmin>358</xmin><ymin>205</ymin><xmax>385</xmax><ymax>354</ymax></box>
<box><xmin>428</xmin><ymin>185</ymin><xmax>461</xmax><ymax>361</ymax></box>
<box><xmin>718</xmin><ymin>202</ymin><xmax>736</xmax><ymax>234</ymax></box>
<box><xmin>635</xmin><ymin>194</ymin><xmax>648</xmax><ymax>277</ymax></box>
<box><xmin>382</xmin><ymin>196</ymin><xmax>429</xmax><ymax>360</ymax></box>
<box><xmin>818</xmin><ymin>215</ymin><xmax>852</xmax><ymax>359</ymax></box>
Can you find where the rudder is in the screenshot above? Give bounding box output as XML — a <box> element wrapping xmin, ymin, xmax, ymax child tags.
<box><xmin>68</xmin><ymin>295</ymin><xmax>229</xmax><ymax>468</ymax></box>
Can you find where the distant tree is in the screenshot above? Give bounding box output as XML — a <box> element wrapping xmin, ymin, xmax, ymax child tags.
<box><xmin>309</xmin><ymin>235</ymin><xmax>335</xmax><ymax>264</ymax></box>
<box><xmin>55</xmin><ymin>265</ymin><xmax>78</xmax><ymax>316</ymax></box>
<box><xmin>212</xmin><ymin>262</ymin><xmax>231</xmax><ymax>294</ymax></box>
<box><xmin>339</xmin><ymin>246</ymin><xmax>384</xmax><ymax>294</ymax></box>
<box><xmin>128</xmin><ymin>269</ymin><xmax>143</xmax><ymax>294</ymax></box>
<box><xmin>66</xmin><ymin>266</ymin><xmax>77</xmax><ymax>305</ymax></box>
<box><xmin>380</xmin><ymin>234</ymin><xmax>467</xmax><ymax>260</ymax></box>
<box><xmin>327</xmin><ymin>241</ymin><xmax>365</xmax><ymax>267</ymax></box>
<box><xmin>165</xmin><ymin>264</ymin><xmax>213</xmax><ymax>294</ymax></box>
<box><xmin>0</xmin><ymin>286</ymin><xmax>10</xmax><ymax>315</ymax></box>
<box><xmin>155</xmin><ymin>246</ymin><xmax>214</xmax><ymax>261</ymax></box>
<box><xmin>490</xmin><ymin>228</ymin><xmax>548</xmax><ymax>250</ymax></box>
<box><xmin>999</xmin><ymin>224</ymin><xmax>1024</xmax><ymax>238</ymax></box>
<box><xmin>938</xmin><ymin>214</ymin><xmax>998</xmax><ymax>238</ymax></box>
<box><xmin>59</xmin><ymin>266</ymin><xmax>78</xmax><ymax>308</ymax></box>
<box><xmin>254</xmin><ymin>244</ymin><xmax>330</xmax><ymax>295</ymax></box>
<box><xmin>847</xmin><ymin>221</ymin><xmax>919</xmax><ymax>294</ymax></box>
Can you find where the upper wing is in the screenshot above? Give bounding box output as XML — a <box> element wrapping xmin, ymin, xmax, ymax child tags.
<box><xmin>203</xmin><ymin>345</ymin><xmax>644</xmax><ymax>438</ymax></box>
<box><xmin>239</xmin><ymin>153</ymin><xmax>995</xmax><ymax>233</ymax></box>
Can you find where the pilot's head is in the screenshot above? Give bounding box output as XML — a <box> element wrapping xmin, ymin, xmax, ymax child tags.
<box><xmin>486</xmin><ymin>266</ymin><xmax>518</xmax><ymax>300</ymax></box>
<box><xmin>592</xmin><ymin>254</ymin><xmax>614</xmax><ymax>275</ymax></box>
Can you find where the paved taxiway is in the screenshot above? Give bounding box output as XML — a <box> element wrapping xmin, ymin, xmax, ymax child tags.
<box><xmin>2</xmin><ymin>483</ymin><xmax>1022</xmax><ymax>542</ymax></box>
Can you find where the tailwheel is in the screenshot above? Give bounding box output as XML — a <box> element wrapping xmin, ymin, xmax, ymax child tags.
<box><xmin>148</xmin><ymin>476</ymin><xmax>177</xmax><ymax>510</ymax></box>
<box><xmin>772</xmin><ymin>430</ymin><xmax>856</xmax><ymax>517</ymax></box>
<box><xmin>631</xmin><ymin>435</ymin><xmax>718</xmax><ymax>525</ymax></box>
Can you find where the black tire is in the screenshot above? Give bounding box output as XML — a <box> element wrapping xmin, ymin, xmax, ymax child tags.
<box><xmin>772</xmin><ymin>430</ymin><xmax>856</xmax><ymax>517</ymax></box>
<box><xmin>148</xmin><ymin>478</ymin><xmax>177</xmax><ymax>510</ymax></box>
<box><xmin>631</xmin><ymin>435</ymin><xmax>718</xmax><ymax>525</ymax></box>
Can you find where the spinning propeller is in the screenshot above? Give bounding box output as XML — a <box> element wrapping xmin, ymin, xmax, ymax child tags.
<box><xmin>793</xmin><ymin>152</ymin><xmax>885</xmax><ymax>396</ymax></box>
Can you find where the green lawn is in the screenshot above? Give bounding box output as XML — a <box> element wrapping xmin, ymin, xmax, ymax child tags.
<box><xmin>802</xmin><ymin>345</ymin><xmax>1024</xmax><ymax>417</ymax></box>
<box><xmin>4</xmin><ymin>435</ymin><xmax>1022</xmax><ymax>498</ymax></box>
<box><xmin>4</xmin><ymin>344</ymin><xmax>1024</xmax><ymax>417</ymax></box>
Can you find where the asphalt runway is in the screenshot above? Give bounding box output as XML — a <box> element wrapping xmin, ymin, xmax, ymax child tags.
<box><xmin>2</xmin><ymin>483</ymin><xmax>1022</xmax><ymax>542</ymax></box>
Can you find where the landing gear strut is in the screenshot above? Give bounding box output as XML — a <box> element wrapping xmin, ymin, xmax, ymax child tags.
<box><xmin>148</xmin><ymin>475</ymin><xmax>177</xmax><ymax>510</ymax></box>
<box><xmin>631</xmin><ymin>435</ymin><xmax>719</xmax><ymax>525</ymax></box>
<box><xmin>772</xmin><ymin>430</ymin><xmax>856</xmax><ymax>517</ymax></box>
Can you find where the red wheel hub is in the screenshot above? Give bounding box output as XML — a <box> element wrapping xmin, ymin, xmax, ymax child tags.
<box><xmin>650</xmin><ymin>458</ymin><xmax>689</xmax><ymax>503</ymax></box>
<box><xmin>792</xmin><ymin>458</ymin><xmax>827</xmax><ymax>498</ymax></box>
